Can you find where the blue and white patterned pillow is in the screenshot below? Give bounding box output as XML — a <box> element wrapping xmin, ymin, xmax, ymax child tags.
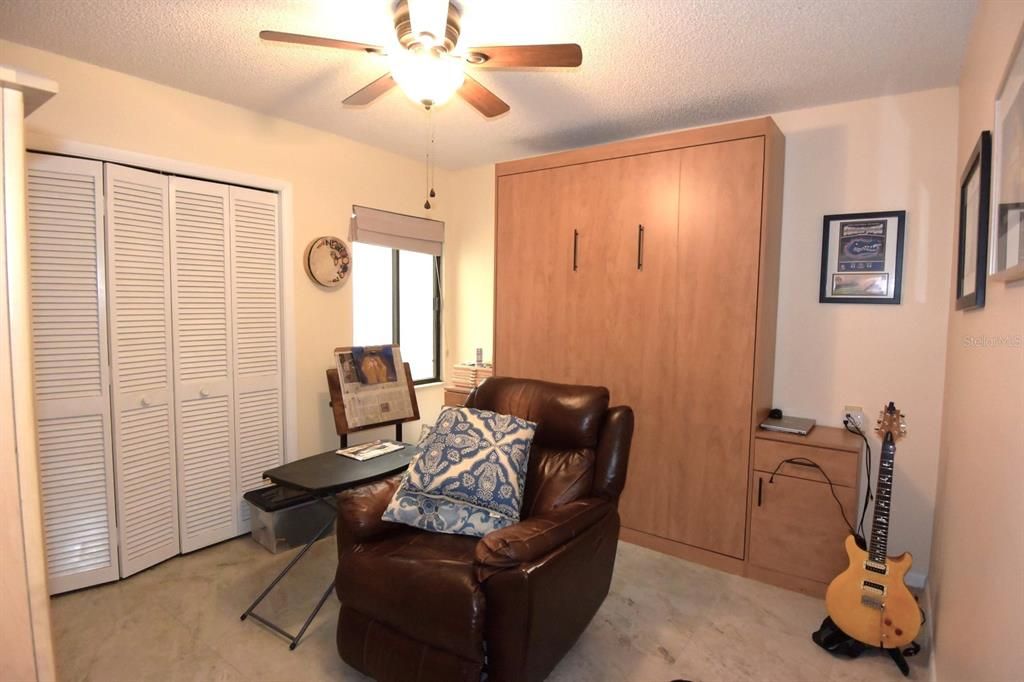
<box><xmin>383</xmin><ymin>406</ymin><xmax>537</xmax><ymax>537</ymax></box>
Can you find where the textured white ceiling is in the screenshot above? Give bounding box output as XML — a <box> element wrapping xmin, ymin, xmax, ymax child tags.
<box><xmin>0</xmin><ymin>0</ymin><xmax>975</xmax><ymax>168</ymax></box>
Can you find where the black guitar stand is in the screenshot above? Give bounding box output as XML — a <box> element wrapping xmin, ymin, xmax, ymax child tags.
<box><xmin>886</xmin><ymin>646</ymin><xmax>912</xmax><ymax>676</ymax></box>
<box><xmin>812</xmin><ymin>616</ymin><xmax>920</xmax><ymax>677</ymax></box>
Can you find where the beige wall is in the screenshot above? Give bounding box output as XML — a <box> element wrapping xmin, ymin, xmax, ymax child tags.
<box><xmin>443</xmin><ymin>164</ymin><xmax>495</xmax><ymax>365</ymax></box>
<box><xmin>0</xmin><ymin>39</ymin><xmax>461</xmax><ymax>454</ymax></box>
<box><xmin>447</xmin><ymin>89</ymin><xmax>960</xmax><ymax>585</ymax></box>
<box><xmin>772</xmin><ymin>88</ymin><xmax>958</xmax><ymax>584</ymax></box>
<box><xmin>930</xmin><ymin>2</ymin><xmax>1024</xmax><ymax>680</ymax></box>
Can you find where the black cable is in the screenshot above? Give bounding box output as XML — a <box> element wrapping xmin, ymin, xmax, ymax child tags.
<box><xmin>844</xmin><ymin>418</ymin><xmax>873</xmax><ymax>539</ymax></box>
<box><xmin>767</xmin><ymin>457</ymin><xmax>854</xmax><ymax>535</ymax></box>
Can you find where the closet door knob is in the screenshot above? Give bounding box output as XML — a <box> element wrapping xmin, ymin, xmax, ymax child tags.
<box><xmin>199</xmin><ymin>388</ymin><xmax>209</xmax><ymax>398</ymax></box>
<box><xmin>140</xmin><ymin>397</ymin><xmax>150</xmax><ymax>407</ymax></box>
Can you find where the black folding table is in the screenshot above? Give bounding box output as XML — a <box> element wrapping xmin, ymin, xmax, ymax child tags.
<box><xmin>240</xmin><ymin>447</ymin><xmax>415</xmax><ymax>649</ymax></box>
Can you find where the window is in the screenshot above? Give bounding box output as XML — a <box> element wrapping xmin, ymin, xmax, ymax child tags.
<box><xmin>352</xmin><ymin>241</ymin><xmax>441</xmax><ymax>383</ymax></box>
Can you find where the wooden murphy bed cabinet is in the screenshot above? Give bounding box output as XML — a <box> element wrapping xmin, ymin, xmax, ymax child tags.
<box><xmin>494</xmin><ymin>118</ymin><xmax>785</xmax><ymax>567</ymax></box>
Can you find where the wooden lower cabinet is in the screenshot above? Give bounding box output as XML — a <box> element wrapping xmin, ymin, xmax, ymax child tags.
<box><xmin>749</xmin><ymin>471</ymin><xmax>856</xmax><ymax>583</ymax></box>
<box><xmin>746</xmin><ymin>427</ymin><xmax>863</xmax><ymax>595</ymax></box>
<box><xmin>442</xmin><ymin>386</ymin><xmax>471</xmax><ymax>407</ymax></box>
<box><xmin>494</xmin><ymin>117</ymin><xmax>785</xmax><ymax>566</ymax></box>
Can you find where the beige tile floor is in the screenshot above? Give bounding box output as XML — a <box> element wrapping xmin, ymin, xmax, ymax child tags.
<box><xmin>50</xmin><ymin>536</ymin><xmax>929</xmax><ymax>682</ymax></box>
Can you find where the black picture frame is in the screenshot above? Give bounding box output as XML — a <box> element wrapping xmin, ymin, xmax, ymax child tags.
<box><xmin>819</xmin><ymin>210</ymin><xmax>906</xmax><ymax>304</ymax></box>
<box><xmin>956</xmin><ymin>131</ymin><xmax>991</xmax><ymax>311</ymax></box>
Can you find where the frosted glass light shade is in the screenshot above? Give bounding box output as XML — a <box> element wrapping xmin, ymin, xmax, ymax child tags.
<box><xmin>390</xmin><ymin>50</ymin><xmax>465</xmax><ymax>107</ymax></box>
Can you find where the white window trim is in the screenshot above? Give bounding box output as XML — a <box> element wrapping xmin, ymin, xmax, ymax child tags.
<box><xmin>24</xmin><ymin>133</ymin><xmax>299</xmax><ymax>463</ymax></box>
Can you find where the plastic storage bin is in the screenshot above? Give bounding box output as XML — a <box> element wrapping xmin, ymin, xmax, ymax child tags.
<box><xmin>244</xmin><ymin>485</ymin><xmax>336</xmax><ymax>554</ymax></box>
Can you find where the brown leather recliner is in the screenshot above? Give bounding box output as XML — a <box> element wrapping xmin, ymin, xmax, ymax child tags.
<box><xmin>334</xmin><ymin>377</ymin><xmax>634</xmax><ymax>682</ymax></box>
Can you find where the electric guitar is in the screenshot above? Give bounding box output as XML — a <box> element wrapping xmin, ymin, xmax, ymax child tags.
<box><xmin>825</xmin><ymin>402</ymin><xmax>920</xmax><ymax>649</ymax></box>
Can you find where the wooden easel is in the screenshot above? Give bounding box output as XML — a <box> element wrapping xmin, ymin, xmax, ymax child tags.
<box><xmin>326</xmin><ymin>362</ymin><xmax>420</xmax><ymax>449</ymax></box>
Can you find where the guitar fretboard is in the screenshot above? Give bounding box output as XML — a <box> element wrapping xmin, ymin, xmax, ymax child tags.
<box><xmin>868</xmin><ymin>432</ymin><xmax>896</xmax><ymax>564</ymax></box>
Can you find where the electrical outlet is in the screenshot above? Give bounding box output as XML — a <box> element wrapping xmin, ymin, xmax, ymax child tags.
<box><xmin>843</xmin><ymin>405</ymin><xmax>866</xmax><ymax>431</ymax></box>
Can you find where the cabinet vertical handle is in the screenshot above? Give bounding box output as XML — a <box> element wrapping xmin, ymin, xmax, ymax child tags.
<box><xmin>572</xmin><ymin>229</ymin><xmax>579</xmax><ymax>272</ymax></box>
<box><xmin>637</xmin><ymin>224</ymin><xmax>645</xmax><ymax>271</ymax></box>
<box><xmin>757</xmin><ymin>477</ymin><xmax>763</xmax><ymax>507</ymax></box>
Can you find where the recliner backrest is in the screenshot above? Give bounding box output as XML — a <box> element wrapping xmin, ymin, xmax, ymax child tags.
<box><xmin>466</xmin><ymin>377</ymin><xmax>630</xmax><ymax>517</ymax></box>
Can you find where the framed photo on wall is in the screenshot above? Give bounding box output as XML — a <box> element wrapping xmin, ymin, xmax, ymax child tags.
<box><xmin>956</xmin><ymin>131</ymin><xmax>991</xmax><ymax>311</ymax></box>
<box><xmin>991</xmin><ymin>32</ymin><xmax>1024</xmax><ymax>281</ymax></box>
<box><xmin>819</xmin><ymin>210</ymin><xmax>906</xmax><ymax>304</ymax></box>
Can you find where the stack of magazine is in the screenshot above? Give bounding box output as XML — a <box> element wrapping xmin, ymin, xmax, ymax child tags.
<box><xmin>336</xmin><ymin>440</ymin><xmax>405</xmax><ymax>461</ymax></box>
<box><xmin>450</xmin><ymin>363</ymin><xmax>494</xmax><ymax>390</ymax></box>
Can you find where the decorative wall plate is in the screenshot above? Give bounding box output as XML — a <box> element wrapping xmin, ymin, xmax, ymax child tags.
<box><xmin>304</xmin><ymin>236</ymin><xmax>351</xmax><ymax>288</ymax></box>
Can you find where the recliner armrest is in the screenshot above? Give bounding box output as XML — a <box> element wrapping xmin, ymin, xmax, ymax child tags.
<box><xmin>474</xmin><ymin>498</ymin><xmax>613</xmax><ymax>578</ymax></box>
<box><xmin>336</xmin><ymin>473</ymin><xmax>404</xmax><ymax>549</ymax></box>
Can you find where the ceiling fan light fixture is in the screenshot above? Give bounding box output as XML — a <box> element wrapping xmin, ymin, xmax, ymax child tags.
<box><xmin>390</xmin><ymin>50</ymin><xmax>465</xmax><ymax>107</ymax></box>
<box><xmin>400</xmin><ymin>0</ymin><xmax>459</xmax><ymax>52</ymax></box>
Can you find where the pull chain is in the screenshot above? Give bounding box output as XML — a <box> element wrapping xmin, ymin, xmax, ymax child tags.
<box><xmin>429</xmin><ymin>109</ymin><xmax>436</xmax><ymax>199</ymax></box>
<box><xmin>423</xmin><ymin>108</ymin><xmax>436</xmax><ymax>210</ymax></box>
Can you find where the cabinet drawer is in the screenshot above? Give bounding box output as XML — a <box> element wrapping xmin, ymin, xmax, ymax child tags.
<box><xmin>443</xmin><ymin>388</ymin><xmax>471</xmax><ymax>407</ymax></box>
<box><xmin>754</xmin><ymin>438</ymin><xmax>858</xmax><ymax>488</ymax></box>
<box><xmin>749</xmin><ymin>472</ymin><xmax>856</xmax><ymax>584</ymax></box>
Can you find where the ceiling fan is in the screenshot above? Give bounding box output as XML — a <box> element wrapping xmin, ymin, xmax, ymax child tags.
<box><xmin>260</xmin><ymin>0</ymin><xmax>582</xmax><ymax>118</ymax></box>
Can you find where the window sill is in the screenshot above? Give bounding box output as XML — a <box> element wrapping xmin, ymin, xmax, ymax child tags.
<box><xmin>414</xmin><ymin>381</ymin><xmax>443</xmax><ymax>390</ymax></box>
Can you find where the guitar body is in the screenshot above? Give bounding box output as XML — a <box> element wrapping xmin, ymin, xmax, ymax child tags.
<box><xmin>826</xmin><ymin>534</ymin><xmax>920</xmax><ymax>648</ymax></box>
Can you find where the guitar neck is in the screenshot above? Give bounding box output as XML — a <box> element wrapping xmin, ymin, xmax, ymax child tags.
<box><xmin>868</xmin><ymin>432</ymin><xmax>895</xmax><ymax>563</ymax></box>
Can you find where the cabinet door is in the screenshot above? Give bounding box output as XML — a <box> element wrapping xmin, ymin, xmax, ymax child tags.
<box><xmin>105</xmin><ymin>164</ymin><xmax>179</xmax><ymax>576</ymax></box>
<box><xmin>749</xmin><ymin>472</ymin><xmax>856</xmax><ymax>584</ymax></box>
<box><xmin>170</xmin><ymin>177</ymin><xmax>238</xmax><ymax>552</ymax></box>
<box><xmin>665</xmin><ymin>137</ymin><xmax>765</xmax><ymax>558</ymax></box>
<box><xmin>494</xmin><ymin>166</ymin><xmax>578</xmax><ymax>381</ymax></box>
<box><xmin>565</xmin><ymin>153</ymin><xmax>682</xmax><ymax>536</ymax></box>
<box><xmin>26</xmin><ymin>154</ymin><xmax>119</xmax><ymax>593</ymax></box>
<box><xmin>228</xmin><ymin>186</ymin><xmax>282</xmax><ymax>534</ymax></box>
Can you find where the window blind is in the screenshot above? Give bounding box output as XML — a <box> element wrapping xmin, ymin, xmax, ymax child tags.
<box><xmin>350</xmin><ymin>205</ymin><xmax>444</xmax><ymax>257</ymax></box>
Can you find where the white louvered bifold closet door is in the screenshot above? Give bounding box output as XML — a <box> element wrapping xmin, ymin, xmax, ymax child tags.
<box><xmin>26</xmin><ymin>153</ymin><xmax>119</xmax><ymax>594</ymax></box>
<box><xmin>105</xmin><ymin>164</ymin><xmax>179</xmax><ymax>576</ymax></box>
<box><xmin>229</xmin><ymin>187</ymin><xmax>283</xmax><ymax>534</ymax></box>
<box><xmin>170</xmin><ymin>177</ymin><xmax>238</xmax><ymax>552</ymax></box>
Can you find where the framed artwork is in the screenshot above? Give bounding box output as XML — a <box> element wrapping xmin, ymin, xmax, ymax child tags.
<box><xmin>957</xmin><ymin>131</ymin><xmax>991</xmax><ymax>311</ymax></box>
<box><xmin>819</xmin><ymin>210</ymin><xmax>906</xmax><ymax>304</ymax></box>
<box><xmin>991</xmin><ymin>32</ymin><xmax>1024</xmax><ymax>281</ymax></box>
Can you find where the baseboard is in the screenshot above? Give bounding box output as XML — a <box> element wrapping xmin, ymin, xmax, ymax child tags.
<box><xmin>906</xmin><ymin>570</ymin><xmax>927</xmax><ymax>590</ymax></box>
<box><xmin>618</xmin><ymin>527</ymin><xmax>746</xmax><ymax>575</ymax></box>
<box><xmin>923</xmin><ymin>580</ymin><xmax>937</xmax><ymax>682</ymax></box>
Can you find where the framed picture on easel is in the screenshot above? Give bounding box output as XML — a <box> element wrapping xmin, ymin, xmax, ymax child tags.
<box><xmin>326</xmin><ymin>345</ymin><xmax>420</xmax><ymax>448</ymax></box>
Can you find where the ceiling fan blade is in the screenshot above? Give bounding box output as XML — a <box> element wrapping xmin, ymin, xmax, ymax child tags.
<box><xmin>464</xmin><ymin>44</ymin><xmax>582</xmax><ymax>68</ymax></box>
<box><xmin>458</xmin><ymin>75</ymin><xmax>510</xmax><ymax>118</ymax></box>
<box><xmin>343</xmin><ymin>73</ymin><xmax>397</xmax><ymax>106</ymax></box>
<box><xmin>260</xmin><ymin>30</ymin><xmax>385</xmax><ymax>54</ymax></box>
